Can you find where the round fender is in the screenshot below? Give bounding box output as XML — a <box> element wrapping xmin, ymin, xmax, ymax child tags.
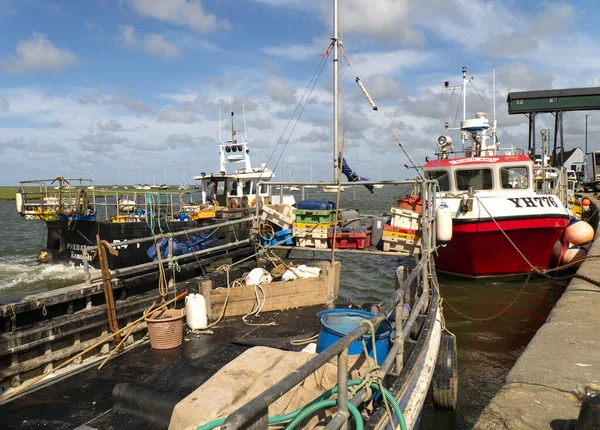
<box><xmin>228</xmin><ymin>198</ymin><xmax>239</xmax><ymax>209</ymax></box>
<box><xmin>432</xmin><ymin>331</ymin><xmax>458</xmax><ymax>411</ymax></box>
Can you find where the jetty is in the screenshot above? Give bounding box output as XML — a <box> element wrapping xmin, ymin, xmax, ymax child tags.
<box><xmin>475</xmin><ymin>195</ymin><xmax>600</xmax><ymax>428</ymax></box>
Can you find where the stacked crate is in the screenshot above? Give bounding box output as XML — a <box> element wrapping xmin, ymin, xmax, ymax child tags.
<box><xmin>293</xmin><ymin>209</ymin><xmax>336</xmax><ymax>249</ymax></box>
<box><xmin>328</xmin><ymin>226</ymin><xmax>371</xmax><ymax>249</ymax></box>
<box><xmin>260</xmin><ymin>204</ymin><xmax>295</xmax><ymax>230</ymax></box>
<box><xmin>382</xmin><ymin>208</ymin><xmax>422</xmax><ymax>254</ymax></box>
<box><xmin>260</xmin><ymin>204</ymin><xmax>295</xmax><ymax>246</ymax></box>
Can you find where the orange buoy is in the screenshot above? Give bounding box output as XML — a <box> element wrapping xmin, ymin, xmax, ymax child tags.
<box><xmin>562</xmin><ymin>245</ymin><xmax>588</xmax><ymax>268</ymax></box>
<box><xmin>564</xmin><ymin>220</ymin><xmax>594</xmax><ymax>246</ymax></box>
<box><xmin>582</xmin><ymin>198</ymin><xmax>591</xmax><ymax>212</ymax></box>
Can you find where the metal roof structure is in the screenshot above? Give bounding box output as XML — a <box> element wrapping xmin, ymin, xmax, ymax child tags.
<box><xmin>507</xmin><ymin>86</ymin><xmax>600</xmax><ymax>167</ymax></box>
<box><xmin>508</xmin><ymin>87</ymin><xmax>600</xmax><ymax>114</ymax></box>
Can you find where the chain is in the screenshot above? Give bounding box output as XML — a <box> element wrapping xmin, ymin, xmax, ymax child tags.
<box><xmin>441</xmin><ymin>272</ymin><xmax>532</xmax><ymax>322</ymax></box>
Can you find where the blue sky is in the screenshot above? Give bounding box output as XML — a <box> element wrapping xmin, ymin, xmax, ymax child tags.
<box><xmin>0</xmin><ymin>0</ymin><xmax>599</xmax><ymax>185</ymax></box>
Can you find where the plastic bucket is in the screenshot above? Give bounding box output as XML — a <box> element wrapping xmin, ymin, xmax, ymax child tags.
<box><xmin>316</xmin><ymin>309</ymin><xmax>392</xmax><ymax>364</ymax></box>
<box><xmin>145</xmin><ymin>308</ymin><xmax>185</xmax><ymax>350</ymax></box>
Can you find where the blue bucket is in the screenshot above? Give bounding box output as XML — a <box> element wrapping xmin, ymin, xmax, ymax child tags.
<box><xmin>316</xmin><ymin>309</ymin><xmax>392</xmax><ymax>365</ymax></box>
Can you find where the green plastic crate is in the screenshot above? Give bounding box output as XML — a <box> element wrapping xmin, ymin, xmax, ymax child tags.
<box><xmin>294</xmin><ymin>209</ymin><xmax>336</xmax><ymax>224</ymax></box>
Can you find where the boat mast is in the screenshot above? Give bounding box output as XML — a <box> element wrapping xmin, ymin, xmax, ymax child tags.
<box><xmin>462</xmin><ymin>66</ymin><xmax>467</xmax><ymax>149</ymax></box>
<box><xmin>332</xmin><ymin>0</ymin><xmax>339</xmax><ymax>182</ymax></box>
<box><xmin>493</xmin><ymin>66</ymin><xmax>497</xmax><ymax>144</ymax></box>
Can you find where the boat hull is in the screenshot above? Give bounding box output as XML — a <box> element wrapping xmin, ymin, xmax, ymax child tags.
<box><xmin>435</xmin><ymin>216</ymin><xmax>570</xmax><ymax>277</ymax></box>
<box><xmin>45</xmin><ymin>217</ymin><xmax>252</xmax><ymax>270</ymax></box>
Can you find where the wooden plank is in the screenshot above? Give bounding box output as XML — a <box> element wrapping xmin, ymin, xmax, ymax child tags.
<box><xmin>210</xmin><ymin>290</ymin><xmax>328</xmax><ymax>317</ymax></box>
<box><xmin>210</xmin><ymin>278</ymin><xmax>328</xmax><ymax>303</ymax></box>
<box><xmin>208</xmin><ymin>261</ymin><xmax>340</xmax><ymax>317</ymax></box>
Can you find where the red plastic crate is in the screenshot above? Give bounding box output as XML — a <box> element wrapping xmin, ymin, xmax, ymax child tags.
<box><xmin>383</xmin><ymin>224</ymin><xmax>419</xmax><ymax>236</ymax></box>
<box><xmin>328</xmin><ymin>231</ymin><xmax>371</xmax><ymax>249</ymax></box>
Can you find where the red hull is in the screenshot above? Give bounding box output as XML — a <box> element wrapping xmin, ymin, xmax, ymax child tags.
<box><xmin>435</xmin><ymin>216</ymin><xmax>570</xmax><ymax>277</ymax></box>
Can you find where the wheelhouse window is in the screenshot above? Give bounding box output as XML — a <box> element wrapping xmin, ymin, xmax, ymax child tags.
<box><xmin>500</xmin><ymin>166</ymin><xmax>529</xmax><ymax>189</ymax></box>
<box><xmin>425</xmin><ymin>170</ymin><xmax>450</xmax><ymax>191</ymax></box>
<box><xmin>456</xmin><ymin>169</ymin><xmax>493</xmax><ymax>191</ymax></box>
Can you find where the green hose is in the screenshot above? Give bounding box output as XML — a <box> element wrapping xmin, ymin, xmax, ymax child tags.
<box><xmin>195</xmin><ymin>378</ymin><xmax>406</xmax><ymax>430</ymax></box>
<box><xmin>284</xmin><ymin>399</ymin><xmax>362</xmax><ymax>430</ymax></box>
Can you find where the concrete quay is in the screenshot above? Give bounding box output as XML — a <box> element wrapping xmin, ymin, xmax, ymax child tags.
<box><xmin>475</xmin><ymin>200</ymin><xmax>600</xmax><ymax>429</ymax></box>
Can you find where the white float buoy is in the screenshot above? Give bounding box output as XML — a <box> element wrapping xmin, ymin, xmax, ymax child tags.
<box><xmin>565</xmin><ymin>220</ymin><xmax>594</xmax><ymax>246</ymax></box>
<box><xmin>436</xmin><ymin>202</ymin><xmax>453</xmax><ymax>243</ymax></box>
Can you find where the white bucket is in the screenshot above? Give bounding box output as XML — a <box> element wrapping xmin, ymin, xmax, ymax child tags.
<box><xmin>185</xmin><ymin>294</ymin><xmax>208</xmax><ymax>330</ymax></box>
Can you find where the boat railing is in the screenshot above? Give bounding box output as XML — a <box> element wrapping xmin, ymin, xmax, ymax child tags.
<box><xmin>81</xmin><ymin>216</ymin><xmax>257</xmax><ymax>284</ymax></box>
<box><xmin>258</xmin><ymin>179</ymin><xmax>420</xmax><ymax>208</ymax></box>
<box><xmin>226</xmin><ymin>180</ymin><xmax>438</xmax><ymax>430</ymax></box>
<box><xmin>18</xmin><ymin>179</ymin><xmax>206</xmax><ymax>222</ymax></box>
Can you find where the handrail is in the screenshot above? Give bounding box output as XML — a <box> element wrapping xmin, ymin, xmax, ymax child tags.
<box><xmin>222</xmin><ymin>180</ymin><xmax>438</xmax><ymax>430</ymax></box>
<box><xmin>82</xmin><ymin>216</ymin><xmax>256</xmax><ymax>283</ymax></box>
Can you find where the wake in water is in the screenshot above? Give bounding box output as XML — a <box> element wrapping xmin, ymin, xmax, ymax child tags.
<box><xmin>0</xmin><ymin>255</ymin><xmax>88</xmax><ymax>302</ymax></box>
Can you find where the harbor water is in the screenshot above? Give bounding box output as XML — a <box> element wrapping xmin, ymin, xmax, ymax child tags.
<box><xmin>0</xmin><ymin>188</ymin><xmax>568</xmax><ymax>428</ymax></box>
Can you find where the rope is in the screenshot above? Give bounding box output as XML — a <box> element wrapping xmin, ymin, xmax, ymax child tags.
<box><xmin>357</xmin><ymin>319</ymin><xmax>394</xmax><ymax>426</ymax></box>
<box><xmin>289</xmin><ymin>334</ymin><xmax>319</xmax><ymax>346</ymax></box>
<box><xmin>339</xmin><ymin>45</ymin><xmax>422</xmax><ymax>180</ymax></box>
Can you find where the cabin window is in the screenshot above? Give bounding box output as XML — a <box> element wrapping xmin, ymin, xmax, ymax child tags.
<box><xmin>425</xmin><ymin>170</ymin><xmax>450</xmax><ymax>191</ymax></box>
<box><xmin>242</xmin><ymin>180</ymin><xmax>252</xmax><ymax>194</ymax></box>
<box><xmin>259</xmin><ymin>184</ymin><xmax>269</xmax><ymax>194</ymax></box>
<box><xmin>500</xmin><ymin>166</ymin><xmax>529</xmax><ymax>189</ymax></box>
<box><xmin>456</xmin><ymin>169</ymin><xmax>493</xmax><ymax>191</ymax></box>
<box><xmin>229</xmin><ymin>180</ymin><xmax>238</xmax><ymax>195</ymax></box>
<box><xmin>216</xmin><ymin>181</ymin><xmax>225</xmax><ymax>196</ymax></box>
<box><xmin>516</xmin><ymin>100</ymin><xmax>524</xmax><ymax>105</ymax></box>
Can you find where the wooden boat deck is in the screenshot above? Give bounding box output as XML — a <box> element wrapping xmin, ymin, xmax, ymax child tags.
<box><xmin>1</xmin><ymin>303</ymin><xmax>348</xmax><ymax>430</ymax></box>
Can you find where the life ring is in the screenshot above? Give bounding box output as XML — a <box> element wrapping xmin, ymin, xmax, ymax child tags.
<box><xmin>76</xmin><ymin>189</ymin><xmax>88</xmax><ymax>216</ymax></box>
<box><xmin>250</xmin><ymin>198</ymin><xmax>256</xmax><ymax>208</ymax></box>
<box><xmin>228</xmin><ymin>198</ymin><xmax>239</xmax><ymax>209</ymax></box>
<box><xmin>241</xmin><ymin>195</ymin><xmax>249</xmax><ymax>208</ymax></box>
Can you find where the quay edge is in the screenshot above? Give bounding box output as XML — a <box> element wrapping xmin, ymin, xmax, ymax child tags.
<box><xmin>474</xmin><ymin>195</ymin><xmax>600</xmax><ymax>429</ymax></box>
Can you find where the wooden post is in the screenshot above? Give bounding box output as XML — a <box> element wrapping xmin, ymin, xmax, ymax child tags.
<box><xmin>96</xmin><ymin>235</ymin><xmax>121</xmax><ymax>344</ymax></box>
<box><xmin>200</xmin><ymin>280</ymin><xmax>213</xmax><ymax>320</ymax></box>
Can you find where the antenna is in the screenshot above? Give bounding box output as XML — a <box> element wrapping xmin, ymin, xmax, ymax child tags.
<box><xmin>218</xmin><ymin>105</ymin><xmax>222</xmax><ymax>144</ymax></box>
<box><xmin>242</xmin><ymin>101</ymin><xmax>248</xmax><ymax>143</ymax></box>
<box><xmin>493</xmin><ymin>66</ymin><xmax>497</xmax><ymax>144</ymax></box>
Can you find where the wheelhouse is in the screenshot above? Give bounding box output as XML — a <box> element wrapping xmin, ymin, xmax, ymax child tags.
<box><xmin>423</xmin><ymin>155</ymin><xmax>534</xmax><ymax>194</ymax></box>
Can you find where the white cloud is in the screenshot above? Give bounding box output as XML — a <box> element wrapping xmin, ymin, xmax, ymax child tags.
<box><xmin>0</xmin><ymin>33</ymin><xmax>77</xmax><ymax>73</ymax></box>
<box><xmin>157</xmin><ymin>104</ymin><xmax>197</xmax><ymax>123</ymax></box>
<box><xmin>79</xmin><ymin>131</ymin><xmax>130</xmax><ymax>152</ymax></box>
<box><xmin>117</xmin><ymin>26</ymin><xmax>181</xmax><ymax>58</ymax></box>
<box><xmin>85</xmin><ymin>21</ymin><xmax>103</xmax><ymax>32</ymax></box>
<box><xmin>0</xmin><ymin>96</ymin><xmax>10</xmax><ymax>111</ymax></box>
<box><xmin>351</xmin><ymin>49</ymin><xmax>433</xmax><ymax>78</ymax></box>
<box><xmin>117</xmin><ymin>25</ymin><xmax>137</xmax><ymax>48</ymax></box>
<box><xmin>125</xmin><ymin>0</ymin><xmax>230</xmax><ymax>33</ymax></box>
<box><xmin>98</xmin><ymin>119</ymin><xmax>128</xmax><ymax>132</ymax></box>
<box><xmin>334</xmin><ymin>0</ymin><xmax>424</xmax><ymax>45</ymax></box>
<box><xmin>265</xmin><ymin>76</ymin><xmax>297</xmax><ymax>105</ymax></box>
<box><xmin>143</xmin><ymin>34</ymin><xmax>181</xmax><ymax>57</ymax></box>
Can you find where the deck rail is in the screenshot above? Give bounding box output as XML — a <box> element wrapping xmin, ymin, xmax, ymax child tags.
<box><xmin>223</xmin><ymin>179</ymin><xmax>438</xmax><ymax>430</ymax></box>
<box><xmin>17</xmin><ymin>178</ymin><xmax>205</xmax><ymax>222</ymax></box>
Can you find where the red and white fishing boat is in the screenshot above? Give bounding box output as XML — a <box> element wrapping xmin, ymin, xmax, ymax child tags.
<box><xmin>423</xmin><ymin>68</ymin><xmax>571</xmax><ymax>277</ymax></box>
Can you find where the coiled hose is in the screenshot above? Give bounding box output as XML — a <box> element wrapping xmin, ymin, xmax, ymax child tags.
<box><xmin>195</xmin><ymin>379</ymin><xmax>406</xmax><ymax>430</ymax></box>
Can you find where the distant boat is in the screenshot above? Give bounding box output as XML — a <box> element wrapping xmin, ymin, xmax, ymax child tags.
<box><xmin>373</xmin><ymin>184</ymin><xmax>384</xmax><ymax>189</ymax></box>
<box><xmin>289</xmin><ymin>186</ymin><xmax>301</xmax><ymax>191</ymax></box>
<box><xmin>159</xmin><ymin>184</ymin><xmax>169</xmax><ymax>190</ymax></box>
<box><xmin>179</xmin><ymin>182</ymin><xmax>189</xmax><ymax>190</ymax></box>
<box><xmin>117</xmin><ymin>198</ymin><xmax>136</xmax><ymax>212</ymax></box>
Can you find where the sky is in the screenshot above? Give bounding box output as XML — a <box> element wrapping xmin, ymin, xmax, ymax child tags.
<box><xmin>0</xmin><ymin>0</ymin><xmax>599</xmax><ymax>185</ymax></box>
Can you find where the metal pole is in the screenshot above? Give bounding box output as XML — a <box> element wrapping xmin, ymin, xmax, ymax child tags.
<box><xmin>333</xmin><ymin>0</ymin><xmax>339</xmax><ymax>182</ymax></box>
<box><xmin>586</xmin><ymin>114</ymin><xmax>590</xmax><ymax>154</ymax></box>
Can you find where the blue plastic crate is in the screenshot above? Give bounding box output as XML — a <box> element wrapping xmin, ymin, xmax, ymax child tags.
<box><xmin>262</xmin><ymin>228</ymin><xmax>293</xmax><ymax>246</ymax></box>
